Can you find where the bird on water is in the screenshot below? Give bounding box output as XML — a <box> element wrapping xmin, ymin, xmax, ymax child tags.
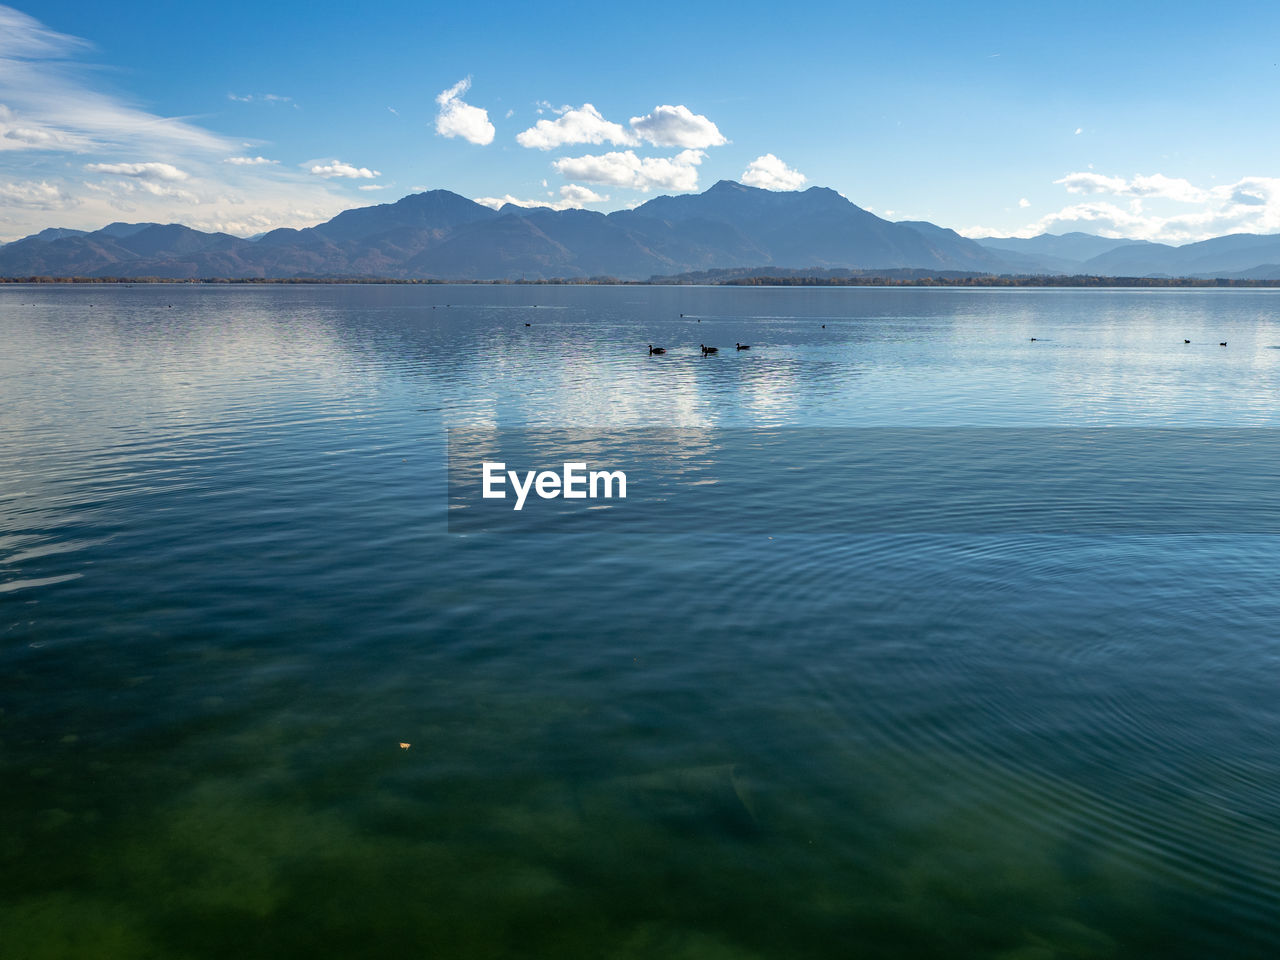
<box><xmin>648</xmin><ymin>345</ymin><xmax>666</xmax><ymax>355</ymax></box>
<box><xmin>736</xmin><ymin>342</ymin><xmax>751</xmax><ymax>350</ymax></box>
<box><xmin>701</xmin><ymin>344</ymin><xmax>718</xmax><ymax>355</ymax></box>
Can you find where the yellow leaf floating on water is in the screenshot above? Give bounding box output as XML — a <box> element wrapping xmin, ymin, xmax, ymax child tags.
<box><xmin>399</xmin><ymin>742</ymin><xmax>411</xmax><ymax>750</ymax></box>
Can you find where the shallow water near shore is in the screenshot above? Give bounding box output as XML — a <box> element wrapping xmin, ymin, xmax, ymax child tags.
<box><xmin>3</xmin><ymin>283</ymin><xmax>1280</xmax><ymax>958</ymax></box>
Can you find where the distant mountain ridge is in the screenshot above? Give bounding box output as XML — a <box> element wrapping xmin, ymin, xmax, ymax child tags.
<box><xmin>3</xmin><ymin>181</ymin><xmax>1279</xmax><ymax>280</ymax></box>
<box><xmin>975</xmin><ymin>231</ymin><xmax>1146</xmax><ymax>262</ymax></box>
<box><xmin>1077</xmin><ymin>234</ymin><xmax>1280</xmax><ymax>277</ymax></box>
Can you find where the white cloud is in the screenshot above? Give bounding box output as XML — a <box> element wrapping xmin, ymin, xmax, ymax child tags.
<box><xmin>0</xmin><ymin>13</ymin><xmax>232</xmax><ymax>158</ymax></box>
<box><xmin>552</xmin><ymin>149</ymin><xmax>705</xmax><ymax>192</ymax></box>
<box><xmin>1229</xmin><ymin>178</ymin><xmax>1271</xmax><ymax>207</ymax></box>
<box><xmin>227</xmin><ymin>93</ymin><xmax>292</xmax><ymax>105</ymax></box>
<box><xmin>1074</xmin><ymin>127</ymin><xmax>1082</xmax><ymax>135</ymax></box>
<box><xmin>357</xmin><ymin>184</ymin><xmax>389</xmax><ymax>191</ymax></box>
<box><xmin>0</xmin><ymin>8</ymin><xmax>362</xmax><ymax>240</ymax></box>
<box><xmin>435</xmin><ymin>77</ymin><xmax>495</xmax><ymax>145</ymax></box>
<box><xmin>966</xmin><ymin>172</ymin><xmax>1280</xmax><ymax>243</ymax></box>
<box><xmin>741</xmin><ymin>154</ymin><xmax>807</xmax><ymax>191</ymax></box>
<box><xmin>0</xmin><ymin>179</ymin><xmax>72</xmax><ymax>209</ymax></box>
<box><xmin>308</xmin><ymin>161</ymin><xmax>381</xmax><ymax>179</ymax></box>
<box><xmin>474</xmin><ymin>183</ymin><xmax>609</xmax><ymax>211</ymax></box>
<box><xmin>1127</xmin><ymin>174</ymin><xmax>1208</xmax><ymax>203</ymax></box>
<box><xmin>0</xmin><ymin>104</ymin><xmax>88</xmax><ymax>151</ymax></box>
<box><xmin>473</xmin><ymin>194</ymin><xmax>521</xmax><ymax>209</ymax></box>
<box><xmin>66</xmin><ymin>169</ymin><xmax>346</xmax><ymax>234</ymax></box>
<box><xmin>1056</xmin><ymin>172</ymin><xmax>1129</xmax><ymax>195</ymax></box>
<box><xmin>516</xmin><ymin>103</ymin><xmax>636</xmax><ymax>150</ymax></box>
<box><xmin>1024</xmin><ymin>200</ymin><xmax>1170</xmax><ymax>239</ymax></box>
<box><xmin>0</xmin><ymin>6</ymin><xmax>87</xmax><ymax>58</ymax></box>
<box><xmin>1</xmin><ymin>123</ymin><xmax>76</xmax><ymax>150</ymax></box>
<box><xmin>515</xmin><ymin>101</ymin><xmax>727</xmax><ymax>152</ymax></box>
<box><xmin>0</xmin><ymin>165</ymin><xmax>355</xmax><ymax>241</ymax></box>
<box><xmin>629</xmin><ymin>105</ymin><xmax>726</xmax><ymax>149</ymax></box>
<box><xmin>559</xmin><ymin>183</ymin><xmax>607</xmax><ymax>205</ymax></box>
<box><xmin>224</xmin><ymin>156</ymin><xmax>276</xmax><ymax>166</ymax></box>
<box><xmin>85</xmin><ymin>161</ymin><xmax>189</xmax><ymax>182</ymax></box>
<box><xmin>1057</xmin><ymin>171</ymin><xmax>1209</xmax><ymax>204</ymax></box>
<box><xmin>1018</xmin><ymin>197</ymin><xmax>1030</xmax><ymax>208</ymax></box>
<box><xmin>84</xmin><ymin>176</ymin><xmax>198</xmax><ymax>204</ymax></box>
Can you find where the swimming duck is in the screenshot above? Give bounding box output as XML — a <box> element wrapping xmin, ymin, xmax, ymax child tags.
<box><xmin>701</xmin><ymin>344</ymin><xmax>718</xmax><ymax>355</ymax></box>
<box><xmin>736</xmin><ymin>343</ymin><xmax>750</xmax><ymax>350</ymax></box>
<box><xmin>648</xmin><ymin>345</ymin><xmax>666</xmax><ymax>355</ymax></box>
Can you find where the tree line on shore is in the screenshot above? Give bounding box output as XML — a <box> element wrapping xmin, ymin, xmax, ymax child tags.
<box><xmin>5</xmin><ymin>274</ymin><xmax>1280</xmax><ymax>288</ymax></box>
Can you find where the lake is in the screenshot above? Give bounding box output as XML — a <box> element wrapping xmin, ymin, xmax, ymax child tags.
<box><xmin>2</xmin><ymin>283</ymin><xmax>1279</xmax><ymax>958</ymax></box>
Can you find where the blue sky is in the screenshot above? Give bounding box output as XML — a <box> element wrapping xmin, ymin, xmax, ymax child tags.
<box><xmin>3</xmin><ymin>1</ymin><xmax>1279</xmax><ymax>243</ymax></box>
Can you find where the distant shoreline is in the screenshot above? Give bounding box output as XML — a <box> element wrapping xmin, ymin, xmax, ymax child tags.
<box><xmin>4</xmin><ymin>275</ymin><xmax>1280</xmax><ymax>288</ymax></box>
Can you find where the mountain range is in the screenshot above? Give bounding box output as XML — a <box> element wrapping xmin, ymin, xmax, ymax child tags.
<box><xmin>3</xmin><ymin>180</ymin><xmax>1279</xmax><ymax>281</ymax></box>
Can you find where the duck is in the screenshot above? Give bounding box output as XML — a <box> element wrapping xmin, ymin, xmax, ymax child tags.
<box><xmin>648</xmin><ymin>345</ymin><xmax>666</xmax><ymax>355</ymax></box>
<box><xmin>701</xmin><ymin>344</ymin><xmax>718</xmax><ymax>355</ymax></box>
<box><xmin>525</xmin><ymin>322</ymin><xmax>531</xmax><ymax>326</ymax></box>
<box><xmin>736</xmin><ymin>342</ymin><xmax>751</xmax><ymax>350</ymax></box>
<box><xmin>1220</xmin><ymin>341</ymin><xmax>1228</xmax><ymax>346</ymax></box>
<box><xmin>1184</xmin><ymin>339</ymin><xmax>1191</xmax><ymax>343</ymax></box>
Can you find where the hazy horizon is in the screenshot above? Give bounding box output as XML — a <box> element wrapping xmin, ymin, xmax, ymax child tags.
<box><xmin>7</xmin><ymin>179</ymin><xmax>1280</xmax><ymax>253</ymax></box>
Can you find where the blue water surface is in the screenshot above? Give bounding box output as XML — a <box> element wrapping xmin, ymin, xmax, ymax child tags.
<box><xmin>2</xmin><ymin>283</ymin><xmax>1279</xmax><ymax>959</ymax></box>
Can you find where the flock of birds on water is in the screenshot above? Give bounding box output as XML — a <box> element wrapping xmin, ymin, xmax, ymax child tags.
<box><xmin>647</xmin><ymin>343</ymin><xmax>750</xmax><ymax>356</ymax></box>
<box><xmin>514</xmin><ymin>309</ymin><xmax>759</xmax><ymax>356</ymax></box>
<box><xmin>518</xmin><ymin>308</ymin><xmax>1236</xmax><ymax>355</ymax></box>
<box><xmin>41</xmin><ymin>300</ymin><xmax>1231</xmax><ymax>350</ymax></box>
<box><xmin>514</xmin><ymin>309</ymin><xmax>1229</xmax><ymax>355</ymax></box>
<box><xmin>1031</xmin><ymin>337</ymin><xmax>1228</xmax><ymax>346</ymax></box>
<box><xmin>646</xmin><ymin>333</ymin><xmax>1231</xmax><ymax>355</ymax></box>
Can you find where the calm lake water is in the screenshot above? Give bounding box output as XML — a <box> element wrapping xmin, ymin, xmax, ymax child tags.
<box><xmin>2</xmin><ymin>283</ymin><xmax>1279</xmax><ymax>958</ymax></box>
